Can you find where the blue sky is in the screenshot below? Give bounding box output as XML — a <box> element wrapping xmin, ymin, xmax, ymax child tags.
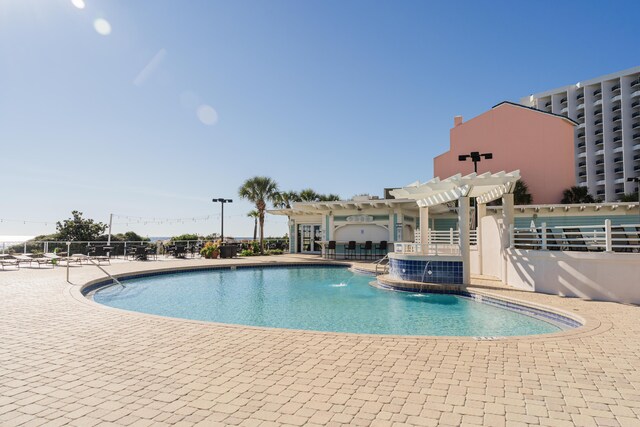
<box><xmin>1</xmin><ymin>0</ymin><xmax>638</xmax><ymax>238</ymax></box>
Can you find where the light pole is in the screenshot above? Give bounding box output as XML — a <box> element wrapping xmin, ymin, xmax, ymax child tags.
<box><xmin>212</xmin><ymin>198</ymin><xmax>233</xmax><ymax>242</ymax></box>
<box><xmin>458</xmin><ymin>151</ymin><xmax>493</xmax><ymax>174</ymax></box>
<box><xmin>628</xmin><ymin>177</ymin><xmax>640</xmax><ymax>223</ymax></box>
<box><xmin>459</xmin><ymin>151</ymin><xmax>493</xmax><ymax>230</ymax></box>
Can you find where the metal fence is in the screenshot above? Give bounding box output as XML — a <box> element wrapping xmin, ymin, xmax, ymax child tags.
<box><xmin>1</xmin><ymin>238</ymin><xmax>289</xmax><ymax>257</ymax></box>
<box><xmin>511</xmin><ymin>220</ymin><xmax>640</xmax><ymax>252</ymax></box>
<box><xmin>393</xmin><ymin>243</ymin><xmax>461</xmax><ymax>256</ymax></box>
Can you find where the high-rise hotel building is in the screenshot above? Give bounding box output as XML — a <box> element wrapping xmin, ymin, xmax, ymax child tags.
<box><xmin>521</xmin><ymin>66</ymin><xmax>640</xmax><ymax>201</ymax></box>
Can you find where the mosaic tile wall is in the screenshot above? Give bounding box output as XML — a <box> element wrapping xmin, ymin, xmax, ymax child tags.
<box><xmin>389</xmin><ymin>258</ymin><xmax>463</xmax><ymax>284</ymax></box>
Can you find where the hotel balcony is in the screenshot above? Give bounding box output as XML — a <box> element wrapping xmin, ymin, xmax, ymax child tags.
<box><xmin>613</xmin><ymin>146</ymin><xmax>624</xmax><ymax>153</ymax></box>
<box><xmin>613</xmin><ymin>136</ymin><xmax>622</xmax><ymax>143</ymax></box>
<box><xmin>577</xmin><ymin>103</ymin><xmax>585</xmax><ymax>110</ymax></box>
<box><xmin>579</xmin><ymin>181</ymin><xmax>587</xmax><ymax>186</ymax></box>
<box><xmin>614</xmin><ymin>168</ymin><xmax>624</xmax><ymax>175</ymax></box>
<box><xmin>613</xmin><ymin>125</ymin><xmax>622</xmax><ymax>133</ymax></box>
<box><xmin>612</xmin><ymin>83</ymin><xmax>621</xmax><ymax>92</ymax></box>
<box><xmin>631</xmin><ymin>77</ymin><xmax>640</xmax><ymax>89</ymax></box>
<box><xmin>594</xmin><ymin>109</ymin><xmax>603</xmax><ymax>116</ymax></box>
<box><xmin>612</xmin><ymin>105</ymin><xmax>622</xmax><ymax>113</ymax></box>
<box><xmin>578</xmin><ymin>161</ymin><xmax>586</xmax><ymax>168</ymax></box>
<box><xmin>594</xmin><ymin>129</ymin><xmax>603</xmax><ymax>136</ymax></box>
<box><xmin>594</xmin><ymin>139</ymin><xmax>603</xmax><ymax>147</ymax></box>
<box><xmin>594</xmin><ymin>88</ymin><xmax>602</xmax><ymax>96</ymax></box>
<box><xmin>634</xmin><ymin>153</ymin><xmax>640</xmax><ymax>161</ymax></box>
<box><xmin>634</xmin><ymin>133</ymin><xmax>640</xmax><ymax>141</ymax></box>
<box><xmin>613</xmin><ymin>156</ymin><xmax>623</xmax><ymax>164</ymax></box>
<box><xmin>578</xmin><ymin>171</ymin><xmax>587</xmax><ymax>178</ymax></box>
<box><xmin>595</xmin><ymin>149</ymin><xmax>605</xmax><ymax>156</ymax></box>
<box><xmin>611</xmin><ymin>94</ymin><xmax>622</xmax><ymax>103</ymax></box>
<box><xmin>594</xmin><ymin>118</ymin><xmax>603</xmax><ymax>126</ymax></box>
<box><xmin>578</xmin><ymin>151</ymin><xmax>587</xmax><ymax>158</ymax></box>
<box><xmin>593</xmin><ymin>99</ymin><xmax>603</xmax><ymax>106</ymax></box>
<box><xmin>595</xmin><ymin>159</ymin><xmax>605</xmax><ymax>166</ymax></box>
<box><xmin>577</xmin><ymin>132</ymin><xmax>585</xmax><ymax>139</ymax></box>
<box><xmin>544</xmin><ymin>101</ymin><xmax>551</xmax><ymax>108</ymax></box>
<box><xmin>633</xmin><ymin>111</ymin><xmax>640</xmax><ymax>119</ymax></box>
<box><xmin>633</xmin><ymin>122</ymin><xmax>640</xmax><ymax>130</ymax></box>
<box><xmin>633</xmin><ymin>100</ymin><xmax>640</xmax><ymax>109</ymax></box>
<box><xmin>614</xmin><ymin>186</ymin><xmax>625</xmax><ymax>193</ymax></box>
<box><xmin>612</xmin><ymin>116</ymin><xmax>622</xmax><ymax>123</ymax></box>
<box><xmin>632</xmin><ymin>90</ymin><xmax>640</xmax><ymax>99</ymax></box>
<box><xmin>560</xmin><ymin>107</ymin><xmax>568</xmax><ymax>114</ymax></box>
<box><xmin>577</xmin><ymin>112</ymin><xmax>585</xmax><ymax>120</ymax></box>
<box><xmin>577</xmin><ymin>123</ymin><xmax>585</xmax><ymax>130</ymax></box>
<box><xmin>577</xmin><ymin>141</ymin><xmax>586</xmax><ymax>149</ymax></box>
<box><xmin>576</xmin><ymin>93</ymin><xmax>584</xmax><ymax>100</ymax></box>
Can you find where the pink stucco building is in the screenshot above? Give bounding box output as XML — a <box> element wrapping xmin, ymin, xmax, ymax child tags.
<box><xmin>434</xmin><ymin>101</ymin><xmax>577</xmax><ymax>204</ymax></box>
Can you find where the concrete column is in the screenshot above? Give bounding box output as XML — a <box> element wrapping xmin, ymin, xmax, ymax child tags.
<box><xmin>476</xmin><ymin>202</ymin><xmax>487</xmax><ymax>275</ymax></box>
<box><xmin>458</xmin><ymin>196</ymin><xmax>471</xmax><ymax>285</ymax></box>
<box><xmin>501</xmin><ymin>193</ymin><xmax>514</xmax><ymax>284</ymax></box>
<box><xmin>419</xmin><ymin>206</ymin><xmax>429</xmax><ymax>246</ymax></box>
<box><xmin>388</xmin><ymin>210</ymin><xmax>394</xmax><ymax>242</ymax></box>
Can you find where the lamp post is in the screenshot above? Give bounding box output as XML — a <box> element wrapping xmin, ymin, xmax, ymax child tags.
<box><xmin>458</xmin><ymin>151</ymin><xmax>493</xmax><ymax>174</ymax></box>
<box><xmin>628</xmin><ymin>177</ymin><xmax>640</xmax><ymax>223</ymax></box>
<box><xmin>459</xmin><ymin>151</ymin><xmax>493</xmax><ymax>230</ymax></box>
<box><xmin>212</xmin><ymin>198</ymin><xmax>233</xmax><ymax>242</ymax></box>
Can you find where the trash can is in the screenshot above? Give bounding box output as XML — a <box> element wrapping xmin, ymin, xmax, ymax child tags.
<box><xmin>219</xmin><ymin>244</ymin><xmax>237</xmax><ymax>259</ymax></box>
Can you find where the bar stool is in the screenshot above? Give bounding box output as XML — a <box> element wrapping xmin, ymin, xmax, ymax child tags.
<box><xmin>326</xmin><ymin>241</ymin><xmax>336</xmax><ymax>259</ymax></box>
<box><xmin>375</xmin><ymin>241</ymin><xmax>388</xmax><ymax>258</ymax></box>
<box><xmin>359</xmin><ymin>241</ymin><xmax>372</xmax><ymax>260</ymax></box>
<box><xmin>344</xmin><ymin>241</ymin><xmax>356</xmax><ymax>259</ymax></box>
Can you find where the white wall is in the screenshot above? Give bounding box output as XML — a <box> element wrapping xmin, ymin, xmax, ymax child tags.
<box><xmin>477</xmin><ymin>213</ymin><xmax>640</xmax><ymax>304</ymax></box>
<box><xmin>334</xmin><ymin>224</ymin><xmax>389</xmax><ymax>242</ymax></box>
<box><xmin>505</xmin><ymin>250</ymin><xmax>640</xmax><ymax>305</ymax></box>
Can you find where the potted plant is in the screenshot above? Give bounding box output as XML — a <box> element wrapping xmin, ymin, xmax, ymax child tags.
<box><xmin>200</xmin><ymin>241</ymin><xmax>220</xmax><ymax>259</ymax></box>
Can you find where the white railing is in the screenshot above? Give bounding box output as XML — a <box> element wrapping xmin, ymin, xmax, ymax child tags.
<box><xmin>393</xmin><ymin>242</ymin><xmax>461</xmax><ymax>256</ymax></box>
<box><xmin>427</xmin><ymin>229</ymin><xmax>477</xmax><ymax>246</ymax></box>
<box><xmin>511</xmin><ymin>220</ymin><xmax>640</xmax><ymax>252</ymax></box>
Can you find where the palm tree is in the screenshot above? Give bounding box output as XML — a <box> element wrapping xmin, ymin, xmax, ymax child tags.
<box><xmin>318</xmin><ymin>193</ymin><xmax>341</xmax><ymax>201</ymax></box>
<box><xmin>561</xmin><ymin>186</ymin><xmax>596</xmax><ymax>204</ymax></box>
<box><xmin>298</xmin><ymin>188</ymin><xmax>320</xmax><ymax>202</ymax></box>
<box><xmin>247</xmin><ymin>210</ymin><xmax>259</xmax><ymax>241</ymax></box>
<box><xmin>239</xmin><ymin>176</ymin><xmax>279</xmax><ymax>254</ymax></box>
<box><xmin>273</xmin><ymin>191</ymin><xmax>300</xmax><ymax>209</ymax></box>
<box><xmin>513</xmin><ymin>180</ymin><xmax>533</xmax><ymax>205</ymax></box>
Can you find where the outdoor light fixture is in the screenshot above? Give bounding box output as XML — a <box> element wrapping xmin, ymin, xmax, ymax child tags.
<box><xmin>212</xmin><ymin>198</ymin><xmax>233</xmax><ymax>242</ymax></box>
<box><xmin>458</xmin><ymin>151</ymin><xmax>493</xmax><ymax>174</ymax></box>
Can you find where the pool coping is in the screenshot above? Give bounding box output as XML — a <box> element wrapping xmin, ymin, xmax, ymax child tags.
<box><xmin>70</xmin><ymin>260</ymin><xmax>603</xmax><ymax>342</ymax></box>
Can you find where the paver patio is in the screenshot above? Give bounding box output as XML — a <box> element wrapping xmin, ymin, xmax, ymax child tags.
<box><xmin>1</xmin><ymin>255</ymin><xmax>639</xmax><ymax>426</ymax></box>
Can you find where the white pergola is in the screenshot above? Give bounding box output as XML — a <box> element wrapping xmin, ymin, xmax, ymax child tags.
<box><xmin>390</xmin><ymin>171</ymin><xmax>520</xmax><ymax>284</ymax></box>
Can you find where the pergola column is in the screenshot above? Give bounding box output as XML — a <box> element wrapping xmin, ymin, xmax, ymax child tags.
<box><xmin>476</xmin><ymin>202</ymin><xmax>487</xmax><ymax>275</ymax></box>
<box><xmin>419</xmin><ymin>206</ymin><xmax>429</xmax><ymax>247</ymax></box>
<box><xmin>458</xmin><ymin>196</ymin><xmax>471</xmax><ymax>285</ymax></box>
<box><xmin>501</xmin><ymin>193</ymin><xmax>514</xmax><ymax>284</ymax></box>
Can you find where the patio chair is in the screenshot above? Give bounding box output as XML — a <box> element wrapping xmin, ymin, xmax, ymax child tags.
<box><xmin>325</xmin><ymin>241</ymin><xmax>336</xmax><ymax>259</ymax></box>
<box><xmin>359</xmin><ymin>241</ymin><xmax>373</xmax><ymax>260</ymax></box>
<box><xmin>133</xmin><ymin>246</ymin><xmax>148</xmax><ymax>261</ymax></box>
<box><xmin>545</xmin><ymin>228</ymin><xmax>563</xmax><ymax>251</ymax></box>
<box><xmin>611</xmin><ymin>226</ymin><xmax>632</xmax><ymax>253</ymax></box>
<box><xmin>344</xmin><ymin>241</ymin><xmax>356</xmax><ymax>259</ymax></box>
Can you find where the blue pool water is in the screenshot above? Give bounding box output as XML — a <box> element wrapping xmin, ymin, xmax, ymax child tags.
<box><xmin>93</xmin><ymin>266</ymin><xmax>563</xmax><ymax>336</ymax></box>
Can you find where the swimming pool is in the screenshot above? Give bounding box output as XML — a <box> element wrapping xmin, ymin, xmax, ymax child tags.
<box><xmin>91</xmin><ymin>266</ymin><xmax>572</xmax><ymax>336</ymax></box>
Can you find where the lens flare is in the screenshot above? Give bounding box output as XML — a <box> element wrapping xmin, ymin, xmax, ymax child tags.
<box><xmin>71</xmin><ymin>0</ymin><xmax>85</xmax><ymax>9</ymax></box>
<box><xmin>196</xmin><ymin>105</ymin><xmax>218</xmax><ymax>126</ymax></box>
<box><xmin>93</xmin><ymin>18</ymin><xmax>112</xmax><ymax>36</ymax></box>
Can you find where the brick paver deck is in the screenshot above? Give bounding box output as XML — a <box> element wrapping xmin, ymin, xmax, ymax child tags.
<box><xmin>1</xmin><ymin>255</ymin><xmax>639</xmax><ymax>426</ymax></box>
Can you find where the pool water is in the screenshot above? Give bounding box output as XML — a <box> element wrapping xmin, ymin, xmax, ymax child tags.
<box><xmin>93</xmin><ymin>266</ymin><xmax>563</xmax><ymax>336</ymax></box>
